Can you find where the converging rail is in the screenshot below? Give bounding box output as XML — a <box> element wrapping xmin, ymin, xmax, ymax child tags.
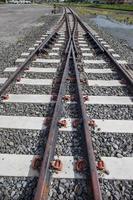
<box><xmin>0</xmin><ymin>6</ymin><xmax>132</xmax><ymax>200</ymax></box>
<box><xmin>34</xmin><ymin>8</ymin><xmax>102</xmax><ymax>200</ymax></box>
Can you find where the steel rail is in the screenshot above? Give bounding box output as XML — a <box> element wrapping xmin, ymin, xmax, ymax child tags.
<box><xmin>0</xmin><ymin>12</ymin><xmax>65</xmax><ymax>96</ymax></box>
<box><xmin>34</xmin><ymin>9</ymin><xmax>102</xmax><ymax>200</ymax></box>
<box><xmin>33</xmin><ymin>12</ymin><xmax>72</xmax><ymax>200</ymax></box>
<box><xmin>70</xmin><ymin>8</ymin><xmax>133</xmax><ymax>85</ymax></box>
<box><xmin>70</xmin><ymin>10</ymin><xmax>102</xmax><ymax>199</ymax></box>
<box><xmin>71</xmin><ymin>43</ymin><xmax>102</xmax><ymax>200</ymax></box>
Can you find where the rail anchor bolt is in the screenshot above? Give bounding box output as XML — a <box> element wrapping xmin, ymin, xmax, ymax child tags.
<box><xmin>57</xmin><ymin>120</ymin><xmax>67</xmax><ymax>128</ymax></box>
<box><xmin>51</xmin><ymin>159</ymin><xmax>63</xmax><ymax>172</ymax></box>
<box><xmin>31</xmin><ymin>155</ymin><xmax>42</xmax><ymax>170</ymax></box>
<box><xmin>88</xmin><ymin>120</ymin><xmax>96</xmax><ymax>128</ymax></box>
<box><xmin>75</xmin><ymin>159</ymin><xmax>87</xmax><ymax>172</ymax></box>
<box><xmin>83</xmin><ymin>96</ymin><xmax>89</xmax><ymax>102</ymax></box>
<box><xmin>1</xmin><ymin>94</ymin><xmax>9</xmax><ymax>100</ymax></box>
<box><xmin>72</xmin><ymin>119</ymin><xmax>80</xmax><ymax>128</ymax></box>
<box><xmin>16</xmin><ymin>77</ymin><xmax>21</xmax><ymax>82</ymax></box>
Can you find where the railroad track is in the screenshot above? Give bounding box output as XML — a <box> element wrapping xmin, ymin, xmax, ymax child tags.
<box><xmin>0</xmin><ymin>7</ymin><xmax>132</xmax><ymax>200</ymax></box>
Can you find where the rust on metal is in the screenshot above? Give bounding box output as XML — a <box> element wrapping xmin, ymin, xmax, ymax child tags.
<box><xmin>88</xmin><ymin>120</ymin><xmax>96</xmax><ymax>128</ymax></box>
<box><xmin>31</xmin><ymin>155</ymin><xmax>42</xmax><ymax>170</ymax></box>
<box><xmin>66</xmin><ymin>76</ymin><xmax>76</xmax><ymax>82</ymax></box>
<box><xmin>75</xmin><ymin>159</ymin><xmax>87</xmax><ymax>172</ymax></box>
<box><xmin>44</xmin><ymin>117</ymin><xmax>52</xmax><ymax>126</ymax></box>
<box><xmin>1</xmin><ymin>94</ymin><xmax>9</xmax><ymax>100</ymax></box>
<box><xmin>83</xmin><ymin>95</ymin><xmax>89</xmax><ymax>102</ymax></box>
<box><xmin>51</xmin><ymin>94</ymin><xmax>58</xmax><ymax>101</ymax></box>
<box><xmin>62</xmin><ymin>95</ymin><xmax>76</xmax><ymax>101</ymax></box>
<box><xmin>51</xmin><ymin>159</ymin><xmax>63</xmax><ymax>171</ymax></box>
<box><xmin>96</xmin><ymin>160</ymin><xmax>105</xmax><ymax>170</ymax></box>
<box><xmin>16</xmin><ymin>77</ymin><xmax>21</xmax><ymax>82</ymax></box>
<box><xmin>72</xmin><ymin>119</ymin><xmax>80</xmax><ymax>128</ymax></box>
<box><xmin>57</xmin><ymin>119</ymin><xmax>67</xmax><ymax>128</ymax></box>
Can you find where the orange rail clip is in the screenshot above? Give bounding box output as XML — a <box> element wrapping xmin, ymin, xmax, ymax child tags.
<box><xmin>72</xmin><ymin>119</ymin><xmax>80</xmax><ymax>128</ymax></box>
<box><xmin>51</xmin><ymin>159</ymin><xmax>63</xmax><ymax>171</ymax></box>
<box><xmin>83</xmin><ymin>95</ymin><xmax>89</xmax><ymax>102</ymax></box>
<box><xmin>75</xmin><ymin>159</ymin><xmax>87</xmax><ymax>172</ymax></box>
<box><xmin>88</xmin><ymin>120</ymin><xmax>96</xmax><ymax>128</ymax></box>
<box><xmin>58</xmin><ymin>119</ymin><xmax>67</xmax><ymax>128</ymax></box>
<box><xmin>31</xmin><ymin>155</ymin><xmax>42</xmax><ymax>170</ymax></box>
<box><xmin>1</xmin><ymin>94</ymin><xmax>9</xmax><ymax>100</ymax></box>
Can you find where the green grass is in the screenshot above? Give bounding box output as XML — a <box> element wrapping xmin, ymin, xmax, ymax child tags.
<box><xmin>75</xmin><ymin>6</ymin><xmax>133</xmax><ymax>24</ymax></box>
<box><xmin>57</xmin><ymin>2</ymin><xmax>133</xmax><ymax>11</ymax></box>
<box><xmin>89</xmin><ymin>3</ymin><xmax>133</xmax><ymax>11</ymax></box>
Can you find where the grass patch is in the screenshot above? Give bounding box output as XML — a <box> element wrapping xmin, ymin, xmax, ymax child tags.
<box><xmin>56</xmin><ymin>2</ymin><xmax>133</xmax><ymax>12</ymax></box>
<box><xmin>75</xmin><ymin>6</ymin><xmax>133</xmax><ymax>25</ymax></box>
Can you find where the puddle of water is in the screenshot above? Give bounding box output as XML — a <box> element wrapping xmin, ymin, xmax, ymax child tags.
<box><xmin>90</xmin><ymin>15</ymin><xmax>133</xmax><ymax>48</ymax></box>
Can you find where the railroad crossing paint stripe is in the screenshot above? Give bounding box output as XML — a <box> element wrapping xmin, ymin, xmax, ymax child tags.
<box><xmin>94</xmin><ymin>119</ymin><xmax>133</xmax><ymax>133</ymax></box>
<box><xmin>101</xmin><ymin>157</ymin><xmax>133</xmax><ymax>180</ymax></box>
<box><xmin>33</xmin><ymin>59</ymin><xmax>60</xmax><ymax>63</ymax></box>
<box><xmin>0</xmin><ymin>154</ymin><xmax>85</xmax><ymax>179</ymax></box>
<box><xmin>84</xmin><ymin>60</ymin><xmax>106</xmax><ymax>64</ymax></box>
<box><xmin>84</xmin><ymin>68</ymin><xmax>115</xmax><ymax>73</ymax></box>
<box><xmin>16</xmin><ymin>78</ymin><xmax>53</xmax><ymax>85</ymax></box>
<box><xmin>87</xmin><ymin>80</ymin><xmax>126</xmax><ymax>86</ymax></box>
<box><xmin>2</xmin><ymin>94</ymin><xmax>53</xmax><ymax>103</ymax></box>
<box><xmin>0</xmin><ymin>116</ymin><xmax>76</xmax><ymax>131</ymax></box>
<box><xmin>82</xmin><ymin>53</ymin><xmax>93</xmax><ymax>57</ymax></box>
<box><xmin>4</xmin><ymin>67</ymin><xmax>57</xmax><ymax>73</ymax></box>
<box><xmin>85</xmin><ymin>96</ymin><xmax>133</xmax><ymax>105</ymax></box>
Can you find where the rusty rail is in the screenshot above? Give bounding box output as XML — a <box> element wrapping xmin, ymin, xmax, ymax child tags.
<box><xmin>34</xmin><ymin>10</ymin><xmax>72</xmax><ymax>200</ymax></box>
<box><xmin>34</xmin><ymin>8</ymin><xmax>102</xmax><ymax>200</ymax></box>
<box><xmin>70</xmin><ymin>8</ymin><xmax>133</xmax><ymax>85</ymax></box>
